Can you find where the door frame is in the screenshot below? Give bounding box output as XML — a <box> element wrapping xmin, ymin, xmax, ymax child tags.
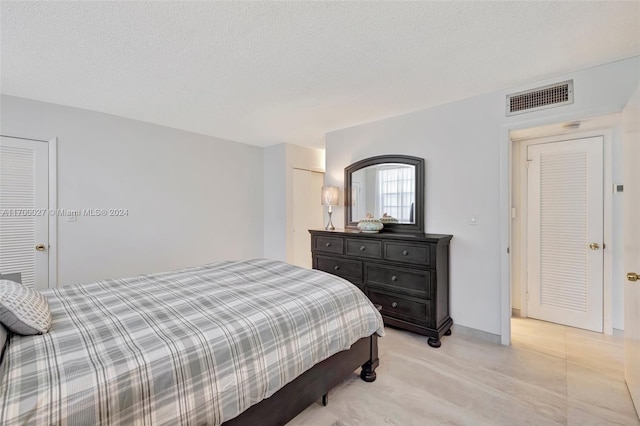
<box><xmin>291</xmin><ymin>167</ymin><xmax>325</xmax><ymax>268</ymax></box>
<box><xmin>499</xmin><ymin>114</ymin><xmax>619</xmax><ymax>345</ymax></box>
<box><xmin>0</xmin><ymin>135</ymin><xmax>57</xmax><ymax>288</ymax></box>
<box><xmin>514</xmin><ymin>131</ymin><xmax>611</xmax><ymax>333</ymax></box>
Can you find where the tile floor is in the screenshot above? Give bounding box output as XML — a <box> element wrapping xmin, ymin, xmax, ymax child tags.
<box><xmin>288</xmin><ymin>318</ymin><xmax>639</xmax><ymax>425</ymax></box>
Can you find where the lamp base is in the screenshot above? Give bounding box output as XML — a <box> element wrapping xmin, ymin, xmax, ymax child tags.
<box><xmin>325</xmin><ymin>211</ymin><xmax>335</xmax><ymax>231</ymax></box>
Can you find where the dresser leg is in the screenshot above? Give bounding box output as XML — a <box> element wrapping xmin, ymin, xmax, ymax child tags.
<box><xmin>444</xmin><ymin>328</ymin><xmax>452</xmax><ymax>336</ymax></box>
<box><xmin>427</xmin><ymin>337</ymin><xmax>442</xmax><ymax>348</ymax></box>
<box><xmin>322</xmin><ymin>393</ymin><xmax>328</xmax><ymax>406</ymax></box>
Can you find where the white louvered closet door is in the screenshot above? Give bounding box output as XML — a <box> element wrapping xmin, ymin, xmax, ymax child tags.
<box><xmin>0</xmin><ymin>136</ymin><xmax>49</xmax><ymax>289</ymax></box>
<box><xmin>527</xmin><ymin>137</ymin><xmax>604</xmax><ymax>332</ymax></box>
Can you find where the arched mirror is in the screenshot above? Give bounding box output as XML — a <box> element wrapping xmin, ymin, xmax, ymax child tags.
<box><xmin>344</xmin><ymin>155</ymin><xmax>425</xmax><ymax>234</ymax></box>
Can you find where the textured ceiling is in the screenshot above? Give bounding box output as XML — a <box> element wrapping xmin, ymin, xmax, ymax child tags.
<box><xmin>1</xmin><ymin>1</ymin><xmax>639</xmax><ymax>148</ymax></box>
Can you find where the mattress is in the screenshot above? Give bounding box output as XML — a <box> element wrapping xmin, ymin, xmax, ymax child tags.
<box><xmin>0</xmin><ymin>258</ymin><xmax>384</xmax><ymax>425</ymax></box>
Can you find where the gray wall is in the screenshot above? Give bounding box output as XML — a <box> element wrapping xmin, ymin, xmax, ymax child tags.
<box><xmin>263</xmin><ymin>144</ymin><xmax>288</xmax><ymax>261</ymax></box>
<box><xmin>263</xmin><ymin>143</ymin><xmax>325</xmax><ymax>262</ymax></box>
<box><xmin>1</xmin><ymin>95</ymin><xmax>264</xmax><ymax>286</ymax></box>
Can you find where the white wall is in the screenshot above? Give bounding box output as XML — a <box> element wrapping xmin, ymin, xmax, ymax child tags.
<box><xmin>325</xmin><ymin>57</ymin><xmax>640</xmax><ymax>337</ymax></box>
<box><xmin>0</xmin><ymin>95</ymin><xmax>264</xmax><ymax>286</ymax></box>
<box><xmin>611</xmin><ymin>124</ymin><xmax>625</xmax><ymax>330</ymax></box>
<box><xmin>263</xmin><ymin>143</ymin><xmax>325</xmax><ymax>262</ymax></box>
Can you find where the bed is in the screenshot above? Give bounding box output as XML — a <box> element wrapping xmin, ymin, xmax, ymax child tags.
<box><xmin>0</xmin><ymin>258</ymin><xmax>384</xmax><ymax>425</ymax></box>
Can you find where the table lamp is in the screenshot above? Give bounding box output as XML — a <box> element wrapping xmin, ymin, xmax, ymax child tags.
<box><xmin>321</xmin><ymin>186</ymin><xmax>339</xmax><ymax>230</ymax></box>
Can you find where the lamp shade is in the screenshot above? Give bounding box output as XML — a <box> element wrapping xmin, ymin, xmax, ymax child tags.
<box><xmin>321</xmin><ymin>186</ymin><xmax>339</xmax><ymax>206</ymax></box>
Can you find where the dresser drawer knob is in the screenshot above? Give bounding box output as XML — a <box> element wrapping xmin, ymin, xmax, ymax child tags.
<box><xmin>391</xmin><ymin>301</ymin><xmax>398</xmax><ymax>308</ymax></box>
<box><xmin>334</xmin><ymin>265</ymin><xmax>340</xmax><ymax>271</ymax></box>
<box><xmin>402</xmin><ymin>250</ymin><xmax>409</xmax><ymax>256</ymax></box>
<box><xmin>360</xmin><ymin>246</ymin><xmax>366</xmax><ymax>251</ymax></box>
<box><xmin>325</xmin><ymin>242</ymin><xmax>331</xmax><ymax>247</ymax></box>
<box><xmin>391</xmin><ymin>275</ymin><xmax>398</xmax><ymax>282</ymax></box>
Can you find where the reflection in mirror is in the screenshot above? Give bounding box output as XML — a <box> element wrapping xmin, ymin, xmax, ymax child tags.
<box><xmin>345</xmin><ymin>155</ymin><xmax>424</xmax><ymax>234</ymax></box>
<box><xmin>350</xmin><ymin>164</ymin><xmax>416</xmax><ymax>223</ymax></box>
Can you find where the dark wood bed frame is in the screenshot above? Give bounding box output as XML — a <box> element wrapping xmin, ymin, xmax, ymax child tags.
<box><xmin>223</xmin><ymin>334</ymin><xmax>379</xmax><ymax>426</ymax></box>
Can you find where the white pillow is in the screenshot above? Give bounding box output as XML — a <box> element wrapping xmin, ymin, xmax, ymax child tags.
<box><xmin>0</xmin><ymin>280</ymin><xmax>51</xmax><ymax>335</ymax></box>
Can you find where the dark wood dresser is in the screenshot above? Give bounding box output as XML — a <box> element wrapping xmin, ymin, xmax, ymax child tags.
<box><xmin>309</xmin><ymin>229</ymin><xmax>453</xmax><ymax>347</ymax></box>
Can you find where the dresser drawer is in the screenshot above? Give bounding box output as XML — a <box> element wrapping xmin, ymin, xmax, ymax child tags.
<box><xmin>365</xmin><ymin>264</ymin><xmax>432</xmax><ymax>298</ymax></box>
<box><xmin>384</xmin><ymin>242</ymin><xmax>432</xmax><ymax>266</ymax></box>
<box><xmin>367</xmin><ymin>290</ymin><xmax>431</xmax><ymax>326</ymax></box>
<box><xmin>315</xmin><ymin>256</ymin><xmax>362</xmax><ymax>282</ymax></box>
<box><xmin>313</xmin><ymin>236</ymin><xmax>344</xmax><ymax>254</ymax></box>
<box><xmin>346</xmin><ymin>239</ymin><xmax>382</xmax><ymax>259</ymax></box>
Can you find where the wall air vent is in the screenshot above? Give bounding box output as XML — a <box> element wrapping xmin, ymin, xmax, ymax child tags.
<box><xmin>506</xmin><ymin>80</ymin><xmax>573</xmax><ymax>116</ymax></box>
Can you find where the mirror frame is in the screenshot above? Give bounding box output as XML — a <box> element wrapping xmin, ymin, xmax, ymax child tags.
<box><xmin>344</xmin><ymin>154</ymin><xmax>425</xmax><ymax>234</ymax></box>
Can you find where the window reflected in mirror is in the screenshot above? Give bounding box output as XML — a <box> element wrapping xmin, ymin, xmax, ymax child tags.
<box><xmin>350</xmin><ymin>163</ymin><xmax>416</xmax><ymax>223</ymax></box>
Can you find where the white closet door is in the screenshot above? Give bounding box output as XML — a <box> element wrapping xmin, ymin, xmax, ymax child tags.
<box><xmin>527</xmin><ymin>136</ymin><xmax>604</xmax><ymax>332</ymax></box>
<box><xmin>292</xmin><ymin>169</ymin><xmax>324</xmax><ymax>268</ymax></box>
<box><xmin>0</xmin><ymin>137</ymin><xmax>49</xmax><ymax>289</ymax></box>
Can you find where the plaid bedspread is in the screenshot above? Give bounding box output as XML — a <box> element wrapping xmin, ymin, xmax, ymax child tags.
<box><xmin>0</xmin><ymin>259</ymin><xmax>384</xmax><ymax>425</ymax></box>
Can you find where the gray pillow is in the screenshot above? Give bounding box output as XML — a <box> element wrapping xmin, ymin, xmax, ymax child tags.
<box><xmin>0</xmin><ymin>280</ymin><xmax>51</xmax><ymax>335</ymax></box>
<box><xmin>0</xmin><ymin>323</ymin><xmax>7</xmax><ymax>361</ymax></box>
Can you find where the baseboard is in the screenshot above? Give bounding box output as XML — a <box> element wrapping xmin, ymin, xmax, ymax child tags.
<box><xmin>452</xmin><ymin>324</ymin><xmax>501</xmax><ymax>344</ymax></box>
<box><xmin>613</xmin><ymin>328</ymin><xmax>624</xmax><ymax>337</ymax></box>
<box><xmin>511</xmin><ymin>308</ymin><xmax>521</xmax><ymax>318</ymax></box>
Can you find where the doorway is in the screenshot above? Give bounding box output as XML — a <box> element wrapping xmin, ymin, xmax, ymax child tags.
<box><xmin>0</xmin><ymin>135</ymin><xmax>57</xmax><ymax>289</ymax></box>
<box><xmin>509</xmin><ymin>116</ymin><xmax>620</xmax><ymax>337</ymax></box>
